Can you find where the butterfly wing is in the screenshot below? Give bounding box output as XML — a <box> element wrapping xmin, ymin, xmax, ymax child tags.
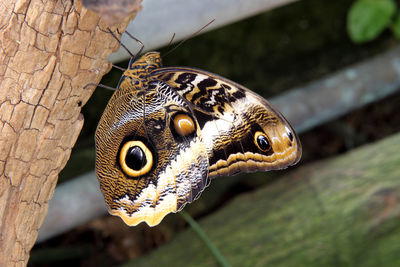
<box><xmin>152</xmin><ymin>67</ymin><xmax>302</xmax><ymax>178</ymax></box>
<box><xmin>95</xmin><ymin>50</ymin><xmax>301</xmax><ymax>227</ymax></box>
<box><xmin>95</xmin><ymin>80</ymin><xmax>209</xmax><ymax>226</ymax></box>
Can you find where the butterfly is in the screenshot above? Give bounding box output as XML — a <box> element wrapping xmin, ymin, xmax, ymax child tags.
<box><xmin>95</xmin><ymin>32</ymin><xmax>302</xmax><ymax>227</ymax></box>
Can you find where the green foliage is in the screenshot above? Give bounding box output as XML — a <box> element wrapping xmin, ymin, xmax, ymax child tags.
<box><xmin>347</xmin><ymin>0</ymin><xmax>397</xmax><ymax>43</ymax></box>
<box><xmin>392</xmin><ymin>13</ymin><xmax>400</xmax><ymax>39</ymax></box>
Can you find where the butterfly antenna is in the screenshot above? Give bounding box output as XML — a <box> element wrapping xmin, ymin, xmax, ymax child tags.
<box><xmin>162</xmin><ymin>19</ymin><xmax>215</xmax><ymax>58</ymax></box>
<box><xmin>84</xmin><ymin>83</ymin><xmax>116</xmax><ymax>91</ymax></box>
<box><xmin>124</xmin><ymin>31</ymin><xmax>144</xmax><ymax>61</ymax></box>
<box><xmin>108</xmin><ymin>28</ymin><xmax>135</xmax><ymax>58</ymax></box>
<box><xmin>166</xmin><ymin>33</ymin><xmax>176</xmax><ymax>51</ymax></box>
<box><xmin>112</xmin><ymin>64</ymin><xmax>126</xmax><ymax>72</ymax></box>
<box><xmin>108</xmin><ymin>28</ymin><xmax>144</xmax><ymax>62</ymax></box>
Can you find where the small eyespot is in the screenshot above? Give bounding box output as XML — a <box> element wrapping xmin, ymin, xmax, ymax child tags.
<box><xmin>119</xmin><ymin>141</ymin><xmax>153</xmax><ymax>177</ymax></box>
<box><xmin>285</xmin><ymin>126</ymin><xmax>294</xmax><ymax>142</ymax></box>
<box><xmin>287</xmin><ymin>131</ymin><xmax>294</xmax><ymax>142</ymax></box>
<box><xmin>173</xmin><ymin>114</ymin><xmax>195</xmax><ymax>136</ymax></box>
<box><xmin>254</xmin><ymin>131</ymin><xmax>271</xmax><ymax>152</ymax></box>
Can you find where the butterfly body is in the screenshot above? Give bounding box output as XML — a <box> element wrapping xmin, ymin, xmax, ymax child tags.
<box><xmin>95</xmin><ymin>52</ymin><xmax>301</xmax><ymax>226</ymax></box>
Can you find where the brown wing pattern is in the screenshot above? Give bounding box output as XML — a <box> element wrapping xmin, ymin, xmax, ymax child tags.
<box><xmin>152</xmin><ymin>67</ymin><xmax>301</xmax><ymax>178</ymax></box>
<box><xmin>95</xmin><ymin>52</ymin><xmax>301</xmax><ymax>227</ymax></box>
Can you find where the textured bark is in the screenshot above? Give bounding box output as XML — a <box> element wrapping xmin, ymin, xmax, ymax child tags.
<box><xmin>128</xmin><ymin>132</ymin><xmax>400</xmax><ymax>266</ymax></box>
<box><xmin>0</xmin><ymin>0</ymin><xmax>138</xmax><ymax>265</ymax></box>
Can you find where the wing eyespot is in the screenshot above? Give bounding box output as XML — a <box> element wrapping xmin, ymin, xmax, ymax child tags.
<box><xmin>172</xmin><ymin>113</ymin><xmax>195</xmax><ymax>136</ymax></box>
<box><xmin>119</xmin><ymin>141</ymin><xmax>153</xmax><ymax>177</ymax></box>
<box><xmin>254</xmin><ymin>131</ymin><xmax>271</xmax><ymax>152</ymax></box>
<box><xmin>288</xmin><ymin>131</ymin><xmax>294</xmax><ymax>142</ymax></box>
<box><xmin>284</xmin><ymin>126</ymin><xmax>294</xmax><ymax>142</ymax></box>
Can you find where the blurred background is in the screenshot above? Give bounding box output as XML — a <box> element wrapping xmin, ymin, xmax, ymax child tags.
<box><xmin>30</xmin><ymin>0</ymin><xmax>400</xmax><ymax>266</ymax></box>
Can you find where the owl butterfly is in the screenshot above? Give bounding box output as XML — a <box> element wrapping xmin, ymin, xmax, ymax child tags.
<box><xmin>95</xmin><ymin>30</ymin><xmax>301</xmax><ymax>227</ymax></box>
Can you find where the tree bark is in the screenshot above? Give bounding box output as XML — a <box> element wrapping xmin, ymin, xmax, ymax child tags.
<box><xmin>0</xmin><ymin>0</ymin><xmax>138</xmax><ymax>265</ymax></box>
<box><xmin>128</xmin><ymin>132</ymin><xmax>400</xmax><ymax>266</ymax></box>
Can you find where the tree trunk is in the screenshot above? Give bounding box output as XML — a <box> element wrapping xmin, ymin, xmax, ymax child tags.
<box><xmin>128</xmin><ymin>132</ymin><xmax>400</xmax><ymax>266</ymax></box>
<box><xmin>0</xmin><ymin>0</ymin><xmax>138</xmax><ymax>265</ymax></box>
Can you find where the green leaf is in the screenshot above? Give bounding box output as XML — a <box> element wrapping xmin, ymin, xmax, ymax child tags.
<box><xmin>391</xmin><ymin>13</ymin><xmax>400</xmax><ymax>39</ymax></box>
<box><xmin>347</xmin><ymin>0</ymin><xmax>396</xmax><ymax>43</ymax></box>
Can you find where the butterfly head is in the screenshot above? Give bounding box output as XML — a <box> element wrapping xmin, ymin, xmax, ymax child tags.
<box><xmin>117</xmin><ymin>52</ymin><xmax>163</xmax><ymax>91</ymax></box>
<box><xmin>128</xmin><ymin>51</ymin><xmax>162</xmax><ymax>74</ymax></box>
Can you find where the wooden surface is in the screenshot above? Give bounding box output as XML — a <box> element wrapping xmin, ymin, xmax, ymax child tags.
<box><xmin>126</xmin><ymin>132</ymin><xmax>400</xmax><ymax>266</ymax></box>
<box><xmin>0</xmin><ymin>0</ymin><xmax>138</xmax><ymax>265</ymax></box>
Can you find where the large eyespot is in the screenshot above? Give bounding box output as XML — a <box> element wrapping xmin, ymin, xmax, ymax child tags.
<box><xmin>173</xmin><ymin>113</ymin><xmax>195</xmax><ymax>136</ymax></box>
<box><xmin>119</xmin><ymin>141</ymin><xmax>153</xmax><ymax>177</ymax></box>
<box><xmin>254</xmin><ymin>131</ymin><xmax>271</xmax><ymax>152</ymax></box>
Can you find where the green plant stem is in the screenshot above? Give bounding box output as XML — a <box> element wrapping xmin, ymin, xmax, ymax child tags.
<box><xmin>180</xmin><ymin>211</ymin><xmax>231</xmax><ymax>267</ymax></box>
